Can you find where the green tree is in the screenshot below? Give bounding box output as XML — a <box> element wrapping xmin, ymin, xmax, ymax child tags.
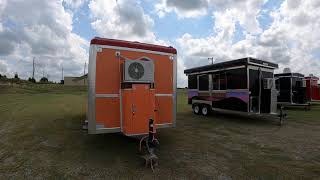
<box><xmin>28</xmin><ymin>77</ymin><xmax>36</xmax><ymax>83</ymax></box>
<box><xmin>14</xmin><ymin>73</ymin><xmax>19</xmax><ymax>79</ymax></box>
<box><xmin>40</xmin><ymin>77</ymin><xmax>48</xmax><ymax>83</ymax></box>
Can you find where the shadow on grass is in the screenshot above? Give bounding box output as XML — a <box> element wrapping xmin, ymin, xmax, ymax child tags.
<box><xmin>190</xmin><ymin>110</ymin><xmax>282</xmax><ymax>126</ymax></box>
<box><xmin>282</xmin><ymin>106</ymin><xmax>311</xmax><ymax>111</ymax></box>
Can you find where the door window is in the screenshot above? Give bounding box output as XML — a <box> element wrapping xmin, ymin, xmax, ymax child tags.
<box><xmin>199</xmin><ymin>74</ymin><xmax>209</xmax><ymax>91</ymax></box>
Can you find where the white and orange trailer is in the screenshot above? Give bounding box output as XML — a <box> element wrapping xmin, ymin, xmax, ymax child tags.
<box><xmin>87</xmin><ymin>37</ymin><xmax>177</xmax><ymax>136</ymax></box>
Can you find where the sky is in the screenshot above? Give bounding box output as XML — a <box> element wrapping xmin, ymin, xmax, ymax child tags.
<box><xmin>0</xmin><ymin>0</ymin><xmax>320</xmax><ymax>87</ymax></box>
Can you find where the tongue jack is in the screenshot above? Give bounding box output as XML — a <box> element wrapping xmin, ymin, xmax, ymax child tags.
<box><xmin>139</xmin><ymin>118</ymin><xmax>159</xmax><ymax>172</ymax></box>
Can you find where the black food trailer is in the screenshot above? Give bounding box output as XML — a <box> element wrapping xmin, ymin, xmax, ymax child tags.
<box><xmin>275</xmin><ymin>72</ymin><xmax>310</xmax><ymax>109</ymax></box>
<box><xmin>184</xmin><ymin>57</ymin><xmax>286</xmax><ymax>125</ymax></box>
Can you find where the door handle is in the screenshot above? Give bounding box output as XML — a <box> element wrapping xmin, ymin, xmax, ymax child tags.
<box><xmin>132</xmin><ymin>104</ymin><xmax>136</xmax><ymax>114</ymax></box>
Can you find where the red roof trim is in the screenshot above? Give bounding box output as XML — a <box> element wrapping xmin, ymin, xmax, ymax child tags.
<box><xmin>90</xmin><ymin>37</ymin><xmax>177</xmax><ymax>54</ymax></box>
<box><xmin>305</xmin><ymin>76</ymin><xmax>319</xmax><ymax>80</ymax></box>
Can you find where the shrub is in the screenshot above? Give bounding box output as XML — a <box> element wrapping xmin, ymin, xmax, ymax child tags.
<box><xmin>28</xmin><ymin>77</ymin><xmax>36</xmax><ymax>83</ymax></box>
<box><xmin>14</xmin><ymin>73</ymin><xmax>19</xmax><ymax>80</ymax></box>
<box><xmin>40</xmin><ymin>77</ymin><xmax>48</xmax><ymax>83</ymax></box>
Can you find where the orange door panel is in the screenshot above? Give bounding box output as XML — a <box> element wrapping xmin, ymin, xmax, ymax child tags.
<box><xmin>122</xmin><ymin>84</ymin><xmax>155</xmax><ymax>135</ymax></box>
<box><xmin>156</xmin><ymin>96</ymin><xmax>173</xmax><ymax>124</ymax></box>
<box><xmin>154</xmin><ymin>58</ymin><xmax>173</xmax><ymax>94</ymax></box>
<box><xmin>122</xmin><ymin>89</ymin><xmax>133</xmax><ymax>134</ymax></box>
<box><xmin>95</xmin><ymin>49</ymin><xmax>120</xmax><ymax>94</ymax></box>
<box><xmin>95</xmin><ymin>98</ymin><xmax>120</xmax><ymax>128</ymax></box>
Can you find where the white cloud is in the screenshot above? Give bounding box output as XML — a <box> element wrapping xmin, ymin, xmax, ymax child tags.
<box><xmin>155</xmin><ymin>0</ymin><xmax>264</xmax><ymax>34</ymax></box>
<box><xmin>155</xmin><ymin>0</ymin><xmax>208</xmax><ymax>18</ymax></box>
<box><xmin>176</xmin><ymin>0</ymin><xmax>320</xmax><ymax>87</ymax></box>
<box><xmin>89</xmin><ymin>0</ymin><xmax>164</xmax><ymax>44</ymax></box>
<box><xmin>63</xmin><ymin>0</ymin><xmax>86</xmax><ymax>9</ymax></box>
<box><xmin>0</xmin><ymin>0</ymin><xmax>88</xmax><ymax>81</ymax></box>
<box><xmin>0</xmin><ymin>60</ymin><xmax>8</xmax><ymax>74</ymax></box>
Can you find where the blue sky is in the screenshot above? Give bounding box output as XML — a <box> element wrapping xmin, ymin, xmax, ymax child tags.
<box><xmin>0</xmin><ymin>0</ymin><xmax>320</xmax><ymax>87</ymax></box>
<box><xmin>70</xmin><ymin>0</ymin><xmax>282</xmax><ymax>44</ymax></box>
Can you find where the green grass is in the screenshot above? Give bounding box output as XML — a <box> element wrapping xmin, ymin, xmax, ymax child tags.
<box><xmin>1</xmin><ymin>86</ymin><xmax>320</xmax><ymax>179</ymax></box>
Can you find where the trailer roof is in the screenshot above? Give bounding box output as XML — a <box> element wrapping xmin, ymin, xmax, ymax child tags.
<box><xmin>275</xmin><ymin>73</ymin><xmax>304</xmax><ymax>78</ymax></box>
<box><xmin>305</xmin><ymin>76</ymin><xmax>319</xmax><ymax>80</ymax></box>
<box><xmin>184</xmin><ymin>57</ymin><xmax>278</xmax><ymax>74</ymax></box>
<box><xmin>90</xmin><ymin>37</ymin><xmax>177</xmax><ymax>54</ymax></box>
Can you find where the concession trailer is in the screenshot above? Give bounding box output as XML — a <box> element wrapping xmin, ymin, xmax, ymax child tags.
<box><xmin>304</xmin><ymin>75</ymin><xmax>320</xmax><ymax>102</ymax></box>
<box><xmin>87</xmin><ymin>37</ymin><xmax>177</xmax><ymax>136</ymax></box>
<box><xmin>275</xmin><ymin>71</ymin><xmax>309</xmax><ymax>108</ymax></box>
<box><xmin>184</xmin><ymin>57</ymin><xmax>286</xmax><ymax>124</ymax></box>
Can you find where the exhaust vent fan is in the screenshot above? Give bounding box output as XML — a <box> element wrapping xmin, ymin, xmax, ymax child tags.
<box><xmin>124</xmin><ymin>59</ymin><xmax>154</xmax><ymax>83</ymax></box>
<box><xmin>128</xmin><ymin>62</ymin><xmax>145</xmax><ymax>80</ymax></box>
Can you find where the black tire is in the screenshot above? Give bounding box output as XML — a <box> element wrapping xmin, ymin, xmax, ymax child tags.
<box><xmin>192</xmin><ymin>104</ymin><xmax>201</xmax><ymax>115</ymax></box>
<box><xmin>201</xmin><ymin>105</ymin><xmax>211</xmax><ymax>116</ymax></box>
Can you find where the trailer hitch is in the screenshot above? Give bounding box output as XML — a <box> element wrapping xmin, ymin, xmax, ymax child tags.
<box><xmin>278</xmin><ymin>106</ymin><xmax>287</xmax><ymax>126</ymax></box>
<box><xmin>139</xmin><ymin>119</ymin><xmax>159</xmax><ymax>171</ymax></box>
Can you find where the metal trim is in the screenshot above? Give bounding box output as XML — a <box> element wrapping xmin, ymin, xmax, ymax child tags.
<box><xmin>95</xmin><ymin>94</ymin><xmax>119</xmax><ymax>98</ymax></box>
<box><xmin>155</xmin><ymin>94</ymin><xmax>173</xmax><ymax>97</ymax></box>
<box><xmin>187</xmin><ymin>65</ymin><xmax>246</xmax><ymax>75</ymax></box>
<box><xmin>248</xmin><ymin>65</ymin><xmax>275</xmax><ymax>73</ymax></box>
<box><xmin>95</xmin><ymin>127</ymin><xmax>121</xmax><ymax>134</ymax></box>
<box><xmin>248</xmin><ymin>61</ymin><xmax>277</xmax><ymax>69</ymax></box>
<box><xmin>209</xmin><ymin>74</ymin><xmax>212</xmax><ymax>96</ymax></box>
<box><xmin>118</xmin><ymin>56</ymin><xmax>123</xmax><ymax>133</ymax></box>
<box><xmin>192</xmin><ymin>99</ymin><xmax>212</xmax><ymax>106</ymax></box>
<box><xmin>172</xmin><ymin>54</ymin><xmax>177</xmax><ymax>128</ymax></box>
<box><xmin>196</xmin><ymin>89</ymin><xmax>249</xmax><ymax>93</ymax></box>
<box><xmin>258</xmin><ymin>68</ymin><xmax>261</xmax><ymax>114</ymax></box>
<box><xmin>88</xmin><ymin>45</ymin><xmax>97</xmax><ymax>134</ymax></box>
<box><xmin>157</xmin><ymin>123</ymin><xmax>173</xmax><ymax>129</ymax></box>
<box><xmin>124</xmin><ymin>133</ymin><xmax>149</xmax><ymax>136</ymax></box>
<box><xmin>275</xmin><ymin>75</ymin><xmax>304</xmax><ymax>78</ymax></box>
<box><xmin>198</xmin><ymin>90</ymin><xmax>210</xmax><ymax>93</ymax></box>
<box><xmin>216</xmin><ymin>89</ymin><xmax>249</xmax><ymax>92</ymax></box>
<box><xmin>96</xmin><ymin>45</ymin><xmax>176</xmax><ymax>56</ymax></box>
<box><xmin>246</xmin><ymin>64</ymin><xmax>250</xmax><ymax>112</ymax></box>
<box><xmin>290</xmin><ymin>74</ymin><xmax>293</xmax><ymax>103</ymax></box>
<box><xmin>211</xmin><ymin>107</ymin><xmax>278</xmax><ymax>116</ymax></box>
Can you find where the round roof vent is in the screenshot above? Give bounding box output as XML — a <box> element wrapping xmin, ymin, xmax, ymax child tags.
<box><xmin>283</xmin><ymin>68</ymin><xmax>291</xmax><ymax>73</ymax></box>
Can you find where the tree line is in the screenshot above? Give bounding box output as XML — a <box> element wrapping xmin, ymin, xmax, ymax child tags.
<box><xmin>0</xmin><ymin>73</ymin><xmax>55</xmax><ymax>84</ymax></box>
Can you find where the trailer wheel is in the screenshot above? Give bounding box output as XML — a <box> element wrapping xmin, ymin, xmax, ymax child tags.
<box><xmin>192</xmin><ymin>104</ymin><xmax>201</xmax><ymax>115</ymax></box>
<box><xmin>201</xmin><ymin>105</ymin><xmax>211</xmax><ymax>116</ymax></box>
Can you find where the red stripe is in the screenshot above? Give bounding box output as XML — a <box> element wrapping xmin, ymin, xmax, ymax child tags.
<box><xmin>90</xmin><ymin>37</ymin><xmax>177</xmax><ymax>54</ymax></box>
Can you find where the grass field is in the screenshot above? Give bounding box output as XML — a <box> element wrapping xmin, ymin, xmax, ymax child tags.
<box><xmin>1</xmin><ymin>85</ymin><xmax>320</xmax><ymax>179</ymax></box>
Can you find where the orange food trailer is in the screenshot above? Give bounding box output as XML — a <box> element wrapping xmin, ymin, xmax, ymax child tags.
<box><xmin>87</xmin><ymin>37</ymin><xmax>177</xmax><ymax>136</ymax></box>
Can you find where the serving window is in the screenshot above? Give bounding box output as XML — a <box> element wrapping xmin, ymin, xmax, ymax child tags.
<box><xmin>220</xmin><ymin>72</ymin><xmax>227</xmax><ymax>90</ymax></box>
<box><xmin>199</xmin><ymin>74</ymin><xmax>209</xmax><ymax>91</ymax></box>
<box><xmin>212</xmin><ymin>74</ymin><xmax>220</xmax><ymax>90</ymax></box>
<box><xmin>226</xmin><ymin>68</ymin><xmax>247</xmax><ymax>89</ymax></box>
<box><xmin>188</xmin><ymin>75</ymin><xmax>198</xmax><ymax>89</ymax></box>
<box><xmin>279</xmin><ymin>77</ymin><xmax>290</xmax><ymax>90</ymax></box>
